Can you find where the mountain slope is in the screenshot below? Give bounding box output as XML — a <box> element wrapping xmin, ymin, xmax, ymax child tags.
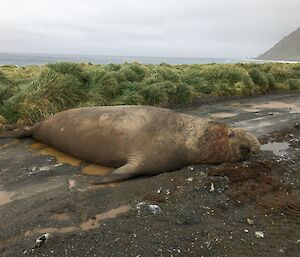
<box><xmin>258</xmin><ymin>27</ymin><xmax>300</xmax><ymax>61</ymax></box>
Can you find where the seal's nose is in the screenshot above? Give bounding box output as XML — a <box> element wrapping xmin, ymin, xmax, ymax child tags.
<box><xmin>246</xmin><ymin>132</ymin><xmax>260</xmax><ymax>154</ymax></box>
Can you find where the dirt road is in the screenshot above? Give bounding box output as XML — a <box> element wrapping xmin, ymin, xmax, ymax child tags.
<box><xmin>1</xmin><ymin>93</ymin><xmax>300</xmax><ymax>257</ymax></box>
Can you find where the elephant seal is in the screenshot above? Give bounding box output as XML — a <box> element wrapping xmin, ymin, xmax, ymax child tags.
<box><xmin>0</xmin><ymin>106</ymin><xmax>260</xmax><ymax>184</ymax></box>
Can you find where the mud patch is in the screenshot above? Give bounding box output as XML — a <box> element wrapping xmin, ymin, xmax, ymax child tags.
<box><xmin>0</xmin><ymin>190</ymin><xmax>16</xmax><ymax>206</ymax></box>
<box><xmin>25</xmin><ymin>226</ymin><xmax>77</xmax><ymax>236</ymax></box>
<box><xmin>210</xmin><ymin>112</ymin><xmax>237</xmax><ymax>119</ymax></box>
<box><xmin>253</xmin><ymin>101</ymin><xmax>300</xmax><ymax>113</ymax></box>
<box><xmin>208</xmin><ymin>161</ymin><xmax>279</xmax><ymax>202</ymax></box>
<box><xmin>25</xmin><ymin>205</ymin><xmax>130</xmax><ymax>237</ymax></box>
<box><xmin>80</xmin><ymin>205</ymin><xmax>130</xmax><ymax>231</ymax></box>
<box><xmin>258</xmin><ymin>191</ymin><xmax>300</xmax><ymax>216</ymax></box>
<box><xmin>51</xmin><ymin>213</ymin><xmax>71</xmax><ymax>222</ymax></box>
<box><xmin>208</xmin><ymin>161</ymin><xmax>300</xmax><ymax>216</ymax></box>
<box><xmin>261</xmin><ymin>141</ymin><xmax>290</xmax><ymax>156</ymax></box>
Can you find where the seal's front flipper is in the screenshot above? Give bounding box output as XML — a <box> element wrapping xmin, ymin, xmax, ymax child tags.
<box><xmin>90</xmin><ymin>162</ymin><xmax>140</xmax><ymax>184</ymax></box>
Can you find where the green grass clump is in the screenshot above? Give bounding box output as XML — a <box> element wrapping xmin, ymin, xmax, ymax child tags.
<box><xmin>140</xmin><ymin>83</ymin><xmax>169</xmax><ymax>105</ymax></box>
<box><xmin>0</xmin><ymin>68</ymin><xmax>87</xmax><ymax>124</ymax></box>
<box><xmin>1</xmin><ymin>62</ymin><xmax>300</xmax><ymax>125</ymax></box>
<box><xmin>287</xmin><ymin>79</ymin><xmax>300</xmax><ymax>90</ymax></box>
<box><xmin>84</xmin><ymin>70</ymin><xmax>119</xmax><ymax>106</ymax></box>
<box><xmin>248</xmin><ymin>68</ymin><xmax>269</xmax><ymax>93</ymax></box>
<box><xmin>46</xmin><ymin>62</ymin><xmax>89</xmax><ymax>85</ymax></box>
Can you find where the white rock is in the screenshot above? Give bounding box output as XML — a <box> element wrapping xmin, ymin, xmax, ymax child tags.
<box><xmin>210</xmin><ymin>183</ymin><xmax>215</xmax><ymax>192</ymax></box>
<box><xmin>148</xmin><ymin>204</ymin><xmax>162</xmax><ymax>214</ymax></box>
<box><xmin>255</xmin><ymin>231</ymin><xmax>264</xmax><ymax>239</ymax></box>
<box><xmin>246</xmin><ymin>218</ymin><xmax>254</xmax><ymax>225</ymax></box>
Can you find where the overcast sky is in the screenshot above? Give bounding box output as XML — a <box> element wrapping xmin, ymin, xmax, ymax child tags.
<box><xmin>1</xmin><ymin>0</ymin><xmax>299</xmax><ymax>58</ymax></box>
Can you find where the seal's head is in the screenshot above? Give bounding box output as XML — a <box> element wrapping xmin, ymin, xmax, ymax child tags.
<box><xmin>198</xmin><ymin>122</ymin><xmax>260</xmax><ymax>164</ymax></box>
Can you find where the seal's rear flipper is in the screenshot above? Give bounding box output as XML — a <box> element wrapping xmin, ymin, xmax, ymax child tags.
<box><xmin>90</xmin><ymin>162</ymin><xmax>140</xmax><ymax>184</ymax></box>
<box><xmin>0</xmin><ymin>126</ymin><xmax>32</xmax><ymax>138</ymax></box>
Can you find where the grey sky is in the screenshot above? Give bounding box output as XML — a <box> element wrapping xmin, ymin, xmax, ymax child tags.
<box><xmin>1</xmin><ymin>0</ymin><xmax>299</xmax><ymax>58</ymax></box>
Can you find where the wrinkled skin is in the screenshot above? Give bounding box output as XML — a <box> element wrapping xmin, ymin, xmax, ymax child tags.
<box><xmin>0</xmin><ymin>106</ymin><xmax>260</xmax><ymax>184</ymax></box>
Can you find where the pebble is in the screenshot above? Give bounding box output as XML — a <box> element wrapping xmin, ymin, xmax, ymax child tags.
<box><xmin>254</xmin><ymin>231</ymin><xmax>264</xmax><ymax>239</ymax></box>
<box><xmin>210</xmin><ymin>183</ymin><xmax>215</xmax><ymax>192</ymax></box>
<box><xmin>246</xmin><ymin>218</ymin><xmax>254</xmax><ymax>225</ymax></box>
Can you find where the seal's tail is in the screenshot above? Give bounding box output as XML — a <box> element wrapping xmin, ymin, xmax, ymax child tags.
<box><xmin>0</xmin><ymin>126</ymin><xmax>33</xmax><ymax>138</ymax></box>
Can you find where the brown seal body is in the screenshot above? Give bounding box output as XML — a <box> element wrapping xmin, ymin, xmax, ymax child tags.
<box><xmin>0</xmin><ymin>106</ymin><xmax>260</xmax><ymax>183</ymax></box>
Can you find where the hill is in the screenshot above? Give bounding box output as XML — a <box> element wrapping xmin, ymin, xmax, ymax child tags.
<box><xmin>258</xmin><ymin>27</ymin><xmax>300</xmax><ymax>61</ymax></box>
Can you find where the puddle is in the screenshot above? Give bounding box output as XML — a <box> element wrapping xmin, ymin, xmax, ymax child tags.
<box><xmin>261</xmin><ymin>141</ymin><xmax>290</xmax><ymax>156</ymax></box>
<box><xmin>242</xmin><ymin>108</ymin><xmax>262</xmax><ymax>113</ymax></box>
<box><xmin>25</xmin><ymin>205</ymin><xmax>130</xmax><ymax>236</ymax></box>
<box><xmin>79</xmin><ymin>183</ymin><xmax>118</xmax><ymax>191</ymax></box>
<box><xmin>0</xmin><ymin>190</ymin><xmax>16</xmax><ymax>206</ymax></box>
<box><xmin>82</xmin><ymin>164</ymin><xmax>114</xmax><ymax>176</ymax></box>
<box><xmin>51</xmin><ymin>213</ymin><xmax>71</xmax><ymax>221</ymax></box>
<box><xmin>25</xmin><ymin>226</ymin><xmax>77</xmax><ymax>236</ymax></box>
<box><xmin>254</xmin><ymin>101</ymin><xmax>300</xmax><ymax>113</ymax></box>
<box><xmin>210</xmin><ymin>112</ymin><xmax>238</xmax><ymax>119</ymax></box>
<box><xmin>80</xmin><ymin>205</ymin><xmax>130</xmax><ymax>231</ymax></box>
<box><xmin>30</xmin><ymin>143</ymin><xmax>81</xmax><ymax>166</ymax></box>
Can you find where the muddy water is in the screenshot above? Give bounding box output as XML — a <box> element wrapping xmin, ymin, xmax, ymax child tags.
<box><xmin>25</xmin><ymin>205</ymin><xmax>130</xmax><ymax>236</ymax></box>
<box><xmin>0</xmin><ymin>190</ymin><xmax>16</xmax><ymax>206</ymax></box>
<box><xmin>261</xmin><ymin>142</ymin><xmax>290</xmax><ymax>156</ymax></box>
<box><xmin>82</xmin><ymin>164</ymin><xmax>114</xmax><ymax>176</ymax></box>
<box><xmin>30</xmin><ymin>143</ymin><xmax>114</xmax><ymax>176</ymax></box>
<box><xmin>25</xmin><ymin>226</ymin><xmax>77</xmax><ymax>236</ymax></box>
<box><xmin>80</xmin><ymin>205</ymin><xmax>130</xmax><ymax>231</ymax></box>
<box><xmin>253</xmin><ymin>101</ymin><xmax>300</xmax><ymax>113</ymax></box>
<box><xmin>30</xmin><ymin>143</ymin><xmax>82</xmax><ymax>167</ymax></box>
<box><xmin>210</xmin><ymin>112</ymin><xmax>237</xmax><ymax>119</ymax></box>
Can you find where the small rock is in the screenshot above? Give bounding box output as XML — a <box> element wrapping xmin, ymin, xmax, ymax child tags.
<box><xmin>53</xmin><ymin>163</ymin><xmax>63</xmax><ymax>167</ymax></box>
<box><xmin>157</xmin><ymin>187</ymin><xmax>162</xmax><ymax>194</ymax></box>
<box><xmin>244</xmin><ymin>229</ymin><xmax>249</xmax><ymax>233</ymax></box>
<box><xmin>34</xmin><ymin>233</ymin><xmax>52</xmax><ymax>248</ymax></box>
<box><xmin>136</xmin><ymin>202</ymin><xmax>147</xmax><ymax>209</ymax></box>
<box><xmin>187</xmin><ymin>177</ymin><xmax>193</xmax><ymax>182</ymax></box>
<box><xmin>246</xmin><ymin>218</ymin><xmax>254</xmax><ymax>225</ymax></box>
<box><xmin>210</xmin><ymin>183</ymin><xmax>215</xmax><ymax>192</ymax></box>
<box><xmin>148</xmin><ymin>204</ymin><xmax>162</xmax><ymax>214</ymax></box>
<box><xmin>254</xmin><ymin>231</ymin><xmax>264</xmax><ymax>239</ymax></box>
<box><xmin>189</xmin><ymin>167</ymin><xmax>194</xmax><ymax>171</ymax></box>
<box><xmin>39</xmin><ymin>165</ymin><xmax>52</xmax><ymax>171</ymax></box>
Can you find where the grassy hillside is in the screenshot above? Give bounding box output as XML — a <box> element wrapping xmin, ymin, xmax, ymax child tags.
<box><xmin>258</xmin><ymin>27</ymin><xmax>300</xmax><ymax>61</ymax></box>
<box><xmin>0</xmin><ymin>62</ymin><xmax>300</xmax><ymax>125</ymax></box>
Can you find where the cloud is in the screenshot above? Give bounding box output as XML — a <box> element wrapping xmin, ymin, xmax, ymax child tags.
<box><xmin>1</xmin><ymin>0</ymin><xmax>299</xmax><ymax>57</ymax></box>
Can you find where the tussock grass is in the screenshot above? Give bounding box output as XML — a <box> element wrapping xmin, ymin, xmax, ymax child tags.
<box><xmin>0</xmin><ymin>62</ymin><xmax>299</xmax><ymax>124</ymax></box>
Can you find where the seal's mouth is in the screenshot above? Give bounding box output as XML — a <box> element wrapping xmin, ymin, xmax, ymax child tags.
<box><xmin>239</xmin><ymin>145</ymin><xmax>251</xmax><ymax>156</ymax></box>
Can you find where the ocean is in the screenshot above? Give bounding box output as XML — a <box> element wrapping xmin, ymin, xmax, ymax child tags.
<box><xmin>0</xmin><ymin>52</ymin><xmax>260</xmax><ymax>66</ymax></box>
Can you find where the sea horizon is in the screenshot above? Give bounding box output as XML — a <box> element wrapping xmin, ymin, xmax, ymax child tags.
<box><xmin>0</xmin><ymin>52</ymin><xmax>262</xmax><ymax>66</ymax></box>
<box><xmin>0</xmin><ymin>52</ymin><xmax>298</xmax><ymax>66</ymax></box>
